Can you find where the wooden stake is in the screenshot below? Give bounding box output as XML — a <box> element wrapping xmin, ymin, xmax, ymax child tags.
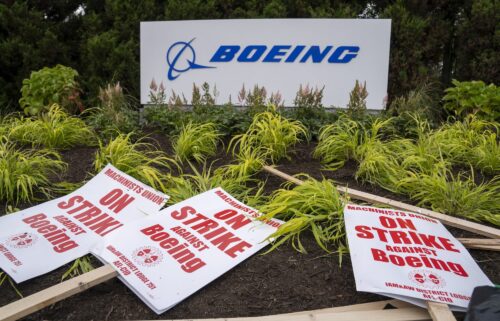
<box><xmin>141</xmin><ymin>307</ymin><xmax>431</xmax><ymax>321</ymax></box>
<box><xmin>263</xmin><ymin>165</ymin><xmax>500</xmax><ymax>239</ymax></box>
<box><xmin>456</xmin><ymin>238</ymin><xmax>500</xmax><ymax>251</ymax></box>
<box><xmin>284</xmin><ymin>299</ymin><xmax>412</xmax><ymax>316</ymax></box>
<box><xmin>426</xmin><ymin>302</ymin><xmax>457</xmax><ymax>321</ymax></box>
<box><xmin>0</xmin><ymin>265</ymin><xmax>117</xmax><ymax>321</ymax></box>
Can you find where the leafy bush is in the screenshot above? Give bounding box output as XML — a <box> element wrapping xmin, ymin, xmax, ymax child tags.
<box><xmin>0</xmin><ymin>136</ymin><xmax>66</xmax><ymax>204</ymax></box>
<box><xmin>259</xmin><ymin>176</ymin><xmax>348</xmax><ymax>255</ymax></box>
<box><xmin>285</xmin><ymin>84</ymin><xmax>338</xmax><ymax>139</ymax></box>
<box><xmin>19</xmin><ymin>65</ymin><xmax>82</xmax><ymax>115</ymax></box>
<box><xmin>443</xmin><ymin>80</ymin><xmax>500</xmax><ymax>121</ymax></box>
<box><xmin>94</xmin><ymin>133</ymin><xmax>173</xmax><ymax>190</ymax></box>
<box><xmin>230</xmin><ymin>106</ymin><xmax>309</xmax><ymax>163</ymax></box>
<box><xmin>7</xmin><ymin>104</ymin><xmax>96</xmax><ymax>149</ymax></box>
<box><xmin>143</xmin><ymin>106</ymin><xmax>190</xmax><ymax>135</ymax></box>
<box><xmin>173</xmin><ymin>122</ymin><xmax>221</xmax><ymax>164</ymax></box>
<box><xmin>85</xmin><ymin>83</ymin><xmax>139</xmax><ymax>138</ymax></box>
<box><xmin>191</xmin><ymin>105</ymin><xmax>253</xmax><ymax>136</ymax></box>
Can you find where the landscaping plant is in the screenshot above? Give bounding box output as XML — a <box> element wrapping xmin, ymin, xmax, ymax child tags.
<box><xmin>470</xmin><ymin>133</ymin><xmax>499</xmax><ymax>175</ymax></box>
<box><xmin>19</xmin><ymin>65</ymin><xmax>82</xmax><ymax>115</ymax></box>
<box><xmin>62</xmin><ymin>256</ymin><xmax>94</xmax><ymax>281</ymax></box>
<box><xmin>6</xmin><ymin>104</ymin><xmax>96</xmax><ymax>149</ymax></box>
<box><xmin>85</xmin><ymin>82</ymin><xmax>139</xmax><ymax>138</ymax></box>
<box><xmin>397</xmin><ymin>166</ymin><xmax>500</xmax><ymax>226</ymax></box>
<box><xmin>230</xmin><ymin>105</ymin><xmax>308</xmax><ymax>163</ymax></box>
<box><xmin>0</xmin><ymin>136</ymin><xmax>66</xmax><ymax>205</ymax></box>
<box><xmin>165</xmin><ymin>162</ymin><xmax>263</xmax><ymax>207</ymax></box>
<box><xmin>94</xmin><ymin>133</ymin><xmax>173</xmax><ymax>191</ymax></box>
<box><xmin>346</xmin><ymin>80</ymin><xmax>368</xmax><ymax>120</ymax></box>
<box><xmin>259</xmin><ymin>176</ymin><xmax>348</xmax><ymax>256</ymax></box>
<box><xmin>173</xmin><ymin>122</ymin><xmax>221</xmax><ymax>164</ymax></box>
<box><xmin>285</xmin><ymin>84</ymin><xmax>337</xmax><ymax>139</ymax></box>
<box><xmin>0</xmin><ymin>271</ymin><xmax>22</xmax><ymax>298</ymax></box>
<box><xmin>443</xmin><ymin>80</ymin><xmax>499</xmax><ymax>121</ymax></box>
<box><xmin>313</xmin><ymin>115</ymin><xmax>360</xmax><ymax>170</ymax></box>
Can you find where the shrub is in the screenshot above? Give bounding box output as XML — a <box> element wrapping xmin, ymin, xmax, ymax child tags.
<box><xmin>19</xmin><ymin>65</ymin><xmax>82</xmax><ymax>115</ymax></box>
<box><xmin>7</xmin><ymin>104</ymin><xmax>96</xmax><ymax>149</ymax></box>
<box><xmin>94</xmin><ymin>133</ymin><xmax>173</xmax><ymax>190</ymax></box>
<box><xmin>443</xmin><ymin>80</ymin><xmax>499</xmax><ymax>121</ymax></box>
<box><xmin>388</xmin><ymin>83</ymin><xmax>437</xmax><ymax>116</ymax></box>
<box><xmin>173</xmin><ymin>122</ymin><xmax>221</xmax><ymax>164</ymax></box>
<box><xmin>143</xmin><ymin>105</ymin><xmax>190</xmax><ymax>135</ymax></box>
<box><xmin>0</xmin><ymin>136</ymin><xmax>66</xmax><ymax>204</ymax></box>
<box><xmin>287</xmin><ymin>84</ymin><xmax>337</xmax><ymax>139</ymax></box>
<box><xmin>230</xmin><ymin>106</ymin><xmax>309</xmax><ymax>163</ymax></box>
<box><xmin>259</xmin><ymin>176</ymin><xmax>348</xmax><ymax>255</ymax></box>
<box><xmin>85</xmin><ymin>82</ymin><xmax>139</xmax><ymax>138</ymax></box>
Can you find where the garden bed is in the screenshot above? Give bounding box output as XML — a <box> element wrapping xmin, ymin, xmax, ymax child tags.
<box><xmin>1</xmin><ymin>139</ymin><xmax>498</xmax><ymax>321</ymax></box>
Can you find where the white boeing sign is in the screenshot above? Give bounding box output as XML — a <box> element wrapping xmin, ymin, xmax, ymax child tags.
<box><xmin>140</xmin><ymin>19</ymin><xmax>391</xmax><ymax>109</ymax></box>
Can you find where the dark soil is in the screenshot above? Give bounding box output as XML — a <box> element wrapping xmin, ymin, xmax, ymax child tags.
<box><xmin>1</xmin><ymin>138</ymin><xmax>499</xmax><ymax>320</ymax></box>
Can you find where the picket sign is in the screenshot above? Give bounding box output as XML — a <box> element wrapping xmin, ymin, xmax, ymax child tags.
<box><xmin>2</xmin><ymin>166</ymin><xmax>498</xmax><ymax>320</ymax></box>
<box><xmin>262</xmin><ymin>166</ymin><xmax>500</xmax><ymax>239</ymax></box>
<box><xmin>261</xmin><ymin>165</ymin><xmax>498</xmax><ymax>321</ymax></box>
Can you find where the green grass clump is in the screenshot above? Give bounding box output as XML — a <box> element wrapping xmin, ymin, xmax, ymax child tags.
<box><xmin>173</xmin><ymin>122</ymin><xmax>221</xmax><ymax>164</ymax></box>
<box><xmin>259</xmin><ymin>176</ymin><xmax>348</xmax><ymax>255</ymax></box>
<box><xmin>230</xmin><ymin>106</ymin><xmax>308</xmax><ymax>163</ymax></box>
<box><xmin>0</xmin><ymin>136</ymin><xmax>66</xmax><ymax>205</ymax></box>
<box><xmin>398</xmin><ymin>167</ymin><xmax>500</xmax><ymax>226</ymax></box>
<box><xmin>313</xmin><ymin>115</ymin><xmax>359</xmax><ymax>170</ymax></box>
<box><xmin>470</xmin><ymin>132</ymin><xmax>499</xmax><ymax>175</ymax></box>
<box><xmin>219</xmin><ymin>147</ymin><xmax>267</xmax><ymax>179</ymax></box>
<box><xmin>165</xmin><ymin>162</ymin><xmax>263</xmax><ymax>207</ymax></box>
<box><xmin>62</xmin><ymin>256</ymin><xmax>94</xmax><ymax>281</ymax></box>
<box><xmin>94</xmin><ymin>133</ymin><xmax>173</xmax><ymax>191</ymax></box>
<box><xmin>6</xmin><ymin>104</ymin><xmax>96</xmax><ymax>149</ymax></box>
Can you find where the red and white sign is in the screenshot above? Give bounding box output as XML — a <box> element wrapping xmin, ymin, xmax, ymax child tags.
<box><xmin>95</xmin><ymin>188</ymin><xmax>282</xmax><ymax>314</ymax></box>
<box><xmin>0</xmin><ymin>164</ymin><xmax>169</xmax><ymax>283</ymax></box>
<box><xmin>344</xmin><ymin>204</ymin><xmax>493</xmax><ymax>311</ymax></box>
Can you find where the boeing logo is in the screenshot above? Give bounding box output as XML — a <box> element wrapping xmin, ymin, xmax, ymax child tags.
<box><xmin>166</xmin><ymin>38</ymin><xmax>215</xmax><ymax>81</ymax></box>
<box><xmin>166</xmin><ymin>39</ymin><xmax>360</xmax><ymax>81</ymax></box>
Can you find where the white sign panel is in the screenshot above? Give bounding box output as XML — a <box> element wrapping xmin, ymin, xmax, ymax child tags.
<box><xmin>95</xmin><ymin>188</ymin><xmax>282</xmax><ymax>314</ymax></box>
<box><xmin>344</xmin><ymin>204</ymin><xmax>493</xmax><ymax>311</ymax></box>
<box><xmin>141</xmin><ymin>19</ymin><xmax>391</xmax><ymax>109</ymax></box>
<box><xmin>0</xmin><ymin>164</ymin><xmax>169</xmax><ymax>283</ymax></box>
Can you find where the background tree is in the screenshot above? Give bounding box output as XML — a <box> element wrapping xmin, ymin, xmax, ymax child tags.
<box><xmin>0</xmin><ymin>0</ymin><xmax>497</xmax><ymax>115</ymax></box>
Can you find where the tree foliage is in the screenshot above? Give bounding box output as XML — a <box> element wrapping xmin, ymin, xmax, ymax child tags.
<box><xmin>0</xmin><ymin>0</ymin><xmax>498</xmax><ymax>114</ymax></box>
